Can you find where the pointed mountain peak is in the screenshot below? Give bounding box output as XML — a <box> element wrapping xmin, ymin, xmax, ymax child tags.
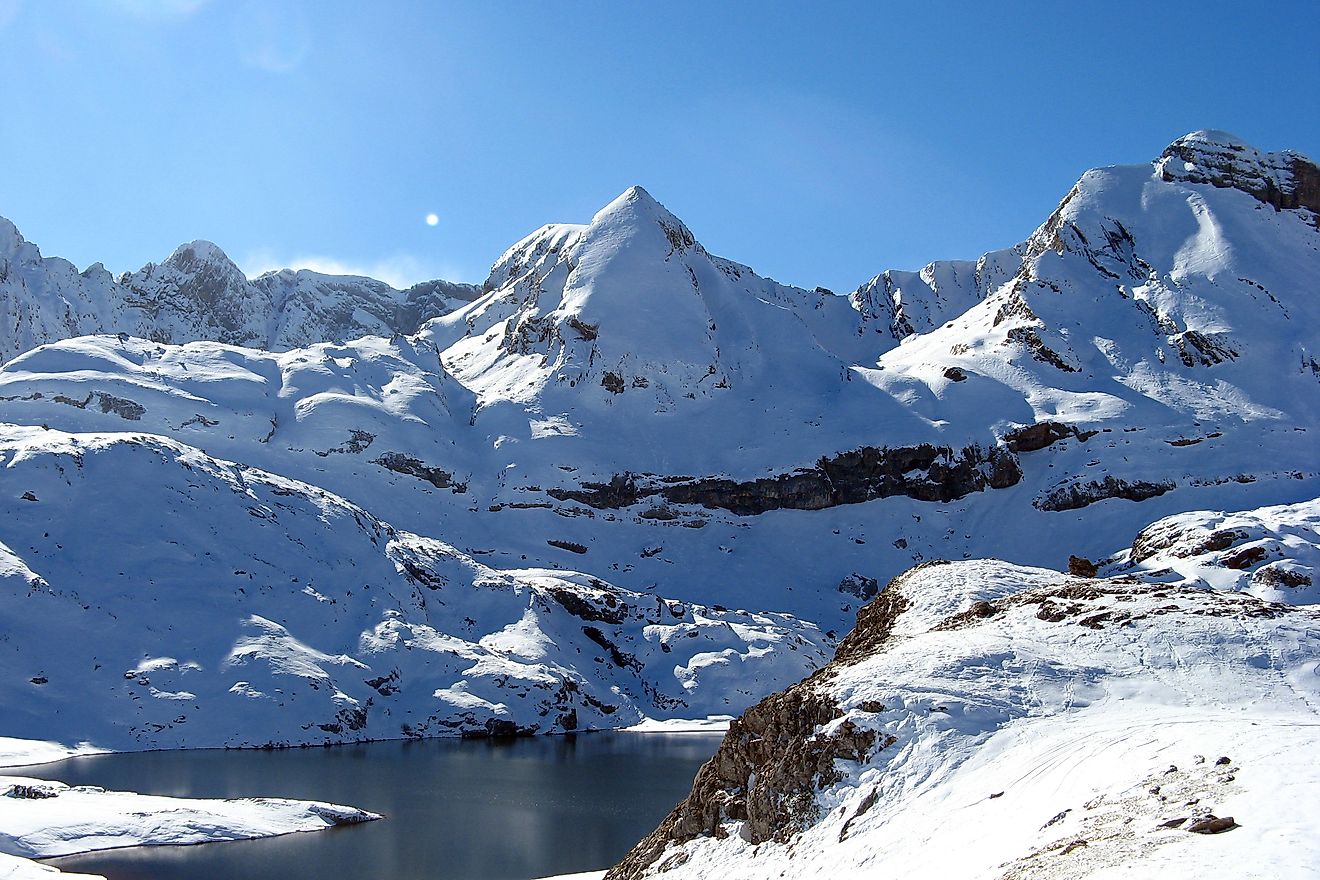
<box><xmin>163</xmin><ymin>240</ymin><xmax>244</xmax><ymax>276</ymax></box>
<box><xmin>0</xmin><ymin>216</ymin><xmax>47</xmax><ymax>266</ymax></box>
<box><xmin>0</xmin><ymin>215</ymin><xmax>24</xmax><ymax>245</ymax></box>
<box><xmin>588</xmin><ymin>186</ymin><xmax>700</xmax><ymax>254</ymax></box>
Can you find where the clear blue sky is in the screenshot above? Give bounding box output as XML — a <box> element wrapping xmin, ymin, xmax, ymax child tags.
<box><xmin>1</xmin><ymin>1</ymin><xmax>1317</xmax><ymax>293</ymax></box>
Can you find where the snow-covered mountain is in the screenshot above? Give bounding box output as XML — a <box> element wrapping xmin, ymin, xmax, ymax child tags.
<box><xmin>0</xmin><ymin>221</ymin><xmax>480</xmax><ymax>362</ymax></box>
<box><xmin>1</xmin><ymin>130</ymin><xmax>1318</xmax><ymax>756</ymax></box>
<box><xmin>606</xmin><ymin>498</ymin><xmax>1320</xmax><ymax>879</ymax></box>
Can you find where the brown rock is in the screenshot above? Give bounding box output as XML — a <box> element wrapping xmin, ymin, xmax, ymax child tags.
<box><xmin>1068</xmin><ymin>555</ymin><xmax>1098</xmax><ymax>577</ymax></box>
<box><xmin>1187</xmin><ymin>815</ymin><xmax>1238</xmax><ymax>834</ymax></box>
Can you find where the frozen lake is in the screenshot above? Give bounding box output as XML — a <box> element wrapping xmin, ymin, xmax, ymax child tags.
<box><xmin>21</xmin><ymin>733</ymin><xmax>721</xmax><ymax>880</ymax></box>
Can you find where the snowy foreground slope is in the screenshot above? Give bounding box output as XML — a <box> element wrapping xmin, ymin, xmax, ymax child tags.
<box><xmin>605</xmin><ymin>500</ymin><xmax>1320</xmax><ymax>879</ymax></box>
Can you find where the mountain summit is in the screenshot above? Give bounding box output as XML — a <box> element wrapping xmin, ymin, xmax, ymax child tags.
<box><xmin>424</xmin><ymin>185</ymin><xmax>866</xmax><ymax>430</ymax></box>
<box><xmin>1157</xmin><ymin>130</ymin><xmax>1320</xmax><ymax>216</ymax></box>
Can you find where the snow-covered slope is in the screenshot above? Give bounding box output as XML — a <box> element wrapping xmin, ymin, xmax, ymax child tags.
<box><xmin>0</xmin><ymin>424</ymin><xmax>826</xmax><ymax>752</ymax></box>
<box><xmin>1111</xmin><ymin>496</ymin><xmax>1320</xmax><ymax>604</ymax></box>
<box><xmin>0</xmin><ymin>222</ymin><xmax>479</xmax><ymax>362</ymax></box>
<box><xmin>606</xmin><ymin>499</ymin><xmax>1320</xmax><ymax>879</ymax></box>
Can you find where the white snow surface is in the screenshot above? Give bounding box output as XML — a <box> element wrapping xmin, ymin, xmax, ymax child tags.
<box><xmin>0</xmin><ymin>775</ymin><xmax>377</xmax><ymax>879</ymax></box>
<box><xmin>630</xmin><ymin>554</ymin><xmax>1320</xmax><ymax>879</ymax></box>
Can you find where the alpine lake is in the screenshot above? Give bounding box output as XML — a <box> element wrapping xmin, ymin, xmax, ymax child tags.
<box><xmin>18</xmin><ymin>732</ymin><xmax>723</xmax><ymax>880</ymax></box>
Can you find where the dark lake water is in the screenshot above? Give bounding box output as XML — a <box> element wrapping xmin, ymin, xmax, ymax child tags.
<box><xmin>17</xmin><ymin>733</ymin><xmax>721</xmax><ymax>880</ymax></box>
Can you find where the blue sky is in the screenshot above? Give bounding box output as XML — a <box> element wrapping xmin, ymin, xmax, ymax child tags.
<box><xmin>1</xmin><ymin>1</ymin><xmax>1317</xmax><ymax>293</ymax></box>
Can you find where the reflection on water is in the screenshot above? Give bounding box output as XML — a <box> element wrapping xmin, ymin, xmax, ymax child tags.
<box><xmin>21</xmin><ymin>733</ymin><xmax>720</xmax><ymax>880</ymax></box>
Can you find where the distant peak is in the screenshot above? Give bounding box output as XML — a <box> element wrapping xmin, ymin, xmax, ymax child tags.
<box><xmin>0</xmin><ymin>213</ymin><xmax>29</xmax><ymax>245</ymax></box>
<box><xmin>0</xmin><ymin>216</ymin><xmax>35</xmax><ymax>261</ymax></box>
<box><xmin>163</xmin><ymin>240</ymin><xmax>242</xmax><ymax>274</ymax></box>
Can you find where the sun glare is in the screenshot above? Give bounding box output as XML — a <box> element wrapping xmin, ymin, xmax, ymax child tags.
<box><xmin>425</xmin><ymin>213</ymin><xmax>439</xmax><ymax>227</ymax></box>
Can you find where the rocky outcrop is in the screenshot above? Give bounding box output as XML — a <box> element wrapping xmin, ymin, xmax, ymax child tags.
<box><xmin>606</xmin><ymin>567</ymin><xmax>921</xmax><ymax>879</ymax></box>
<box><xmin>551</xmin><ymin>444</ymin><xmax>1021</xmax><ymax>517</ymax></box>
<box><xmin>1036</xmin><ymin>476</ymin><xmax>1175</xmax><ymax>511</ymax></box>
<box><xmin>53</xmin><ymin>390</ymin><xmax>146</xmax><ymax>421</ymax></box>
<box><xmin>547</xmin><ymin>474</ymin><xmax>643</xmax><ymax>508</ymax></box>
<box><xmin>665</xmin><ymin>444</ymin><xmax>1021</xmax><ymax>514</ymax></box>
<box><xmin>1003</xmin><ymin>421</ymin><xmax>1097</xmax><ymax>453</ymax></box>
<box><xmin>1158</xmin><ymin>131</ymin><xmax>1320</xmax><ymax>219</ymax></box>
<box><xmin>829</xmin><ymin>576</ymin><xmax>913</xmax><ymax>665</ymax></box>
<box><xmin>606</xmin><ymin>686</ymin><xmax>879</xmax><ymax>879</ymax></box>
<box><xmin>371</xmin><ymin>452</ymin><xmax>460</xmax><ymax>490</ymax></box>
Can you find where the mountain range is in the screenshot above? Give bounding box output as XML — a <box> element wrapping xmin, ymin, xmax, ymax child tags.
<box><xmin>0</xmin><ymin>129</ymin><xmax>1318</xmax><ymax>877</ymax></box>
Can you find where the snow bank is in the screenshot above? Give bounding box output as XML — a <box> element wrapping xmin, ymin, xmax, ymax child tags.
<box><xmin>0</xmin><ymin>776</ymin><xmax>377</xmax><ymax>879</ymax></box>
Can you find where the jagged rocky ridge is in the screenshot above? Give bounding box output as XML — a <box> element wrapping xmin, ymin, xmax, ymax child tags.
<box><xmin>0</xmin><ymin>225</ymin><xmax>479</xmax><ymax>362</ymax></box>
<box><xmin>606</xmin><ymin>497</ymin><xmax>1320</xmax><ymax>879</ymax></box>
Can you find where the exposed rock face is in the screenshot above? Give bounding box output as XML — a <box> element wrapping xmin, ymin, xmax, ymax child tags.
<box><xmin>1037</xmin><ymin>476</ymin><xmax>1176</xmax><ymax>511</ymax></box>
<box><xmin>829</xmin><ymin>577</ymin><xmax>912</xmax><ymax>665</ymax></box>
<box><xmin>606</xmin><ymin>568</ymin><xmax>915</xmax><ymax>879</ymax></box>
<box><xmin>547</xmin><ymin>473</ymin><xmax>642</xmax><ymax>508</ymax></box>
<box><xmin>1068</xmin><ymin>555</ymin><xmax>1099</xmax><ymax>577</ymax></box>
<box><xmin>371</xmin><ymin>452</ymin><xmax>458</xmax><ymax>490</ymax></box>
<box><xmin>1003</xmin><ymin>421</ymin><xmax>1096</xmax><ymax>453</ymax></box>
<box><xmin>666</xmin><ymin>443</ymin><xmax>1021</xmax><ymax>514</ymax></box>
<box><xmin>606</xmin><ymin>686</ymin><xmax>877</xmax><ymax>879</ymax></box>
<box><xmin>1158</xmin><ymin>130</ymin><xmax>1320</xmax><ymax>220</ymax></box>
<box><xmin>551</xmin><ymin>444</ymin><xmax>1022</xmax><ymax>516</ymax></box>
<box><xmin>52</xmin><ymin>390</ymin><xmax>146</xmax><ymax>421</ymax></box>
<box><xmin>837</xmin><ymin>573</ymin><xmax>880</xmax><ymax>601</ymax></box>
